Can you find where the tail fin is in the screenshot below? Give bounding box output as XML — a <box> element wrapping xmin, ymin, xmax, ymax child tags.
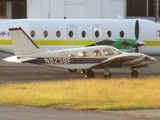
<box><xmin>9</xmin><ymin>27</ymin><xmax>42</xmax><ymax>56</ymax></box>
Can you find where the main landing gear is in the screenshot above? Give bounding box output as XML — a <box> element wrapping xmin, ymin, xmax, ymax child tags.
<box><xmin>69</xmin><ymin>68</ymin><xmax>139</xmax><ymax>78</ymax></box>
<box><xmin>104</xmin><ymin>66</ymin><xmax>111</xmax><ymax>78</ymax></box>
<box><xmin>84</xmin><ymin>66</ymin><xmax>112</xmax><ymax>78</ymax></box>
<box><xmin>131</xmin><ymin>69</ymin><xmax>139</xmax><ymax>78</ymax></box>
<box><xmin>85</xmin><ymin>69</ymin><xmax>95</xmax><ymax>78</ymax></box>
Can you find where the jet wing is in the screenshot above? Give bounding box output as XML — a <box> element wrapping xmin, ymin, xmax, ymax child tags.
<box><xmin>90</xmin><ymin>53</ymin><xmax>143</xmax><ymax>69</ymax></box>
<box><xmin>85</xmin><ymin>38</ymin><xmax>117</xmax><ymax>47</ymax></box>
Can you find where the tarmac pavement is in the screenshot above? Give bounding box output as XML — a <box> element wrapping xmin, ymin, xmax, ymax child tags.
<box><xmin>0</xmin><ymin>52</ymin><xmax>160</xmax><ymax>120</ymax></box>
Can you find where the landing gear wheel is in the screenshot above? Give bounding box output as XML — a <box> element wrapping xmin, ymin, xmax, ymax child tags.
<box><xmin>68</xmin><ymin>69</ymin><xmax>77</xmax><ymax>72</ymax></box>
<box><xmin>104</xmin><ymin>72</ymin><xmax>111</xmax><ymax>78</ymax></box>
<box><xmin>81</xmin><ymin>69</ymin><xmax>86</xmax><ymax>74</ymax></box>
<box><xmin>86</xmin><ymin>70</ymin><xmax>94</xmax><ymax>78</ymax></box>
<box><xmin>131</xmin><ymin>70</ymin><xmax>139</xmax><ymax>78</ymax></box>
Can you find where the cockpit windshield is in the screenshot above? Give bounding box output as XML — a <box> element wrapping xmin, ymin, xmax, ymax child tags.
<box><xmin>103</xmin><ymin>47</ymin><xmax>121</xmax><ymax>56</ymax></box>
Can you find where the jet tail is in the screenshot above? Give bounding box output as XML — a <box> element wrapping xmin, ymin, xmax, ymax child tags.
<box><xmin>9</xmin><ymin>27</ymin><xmax>42</xmax><ymax>56</ymax></box>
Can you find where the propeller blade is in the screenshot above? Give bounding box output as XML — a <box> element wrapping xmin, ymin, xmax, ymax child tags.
<box><xmin>135</xmin><ymin>20</ymin><xmax>139</xmax><ymax>40</ymax></box>
<box><xmin>135</xmin><ymin>46</ymin><xmax>139</xmax><ymax>53</ymax></box>
<box><xmin>134</xmin><ymin>20</ymin><xmax>140</xmax><ymax>52</ymax></box>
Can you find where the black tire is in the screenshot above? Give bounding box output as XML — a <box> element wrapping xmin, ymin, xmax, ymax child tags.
<box><xmin>104</xmin><ymin>72</ymin><xmax>111</xmax><ymax>78</ymax></box>
<box><xmin>68</xmin><ymin>69</ymin><xmax>77</xmax><ymax>72</ymax></box>
<box><xmin>81</xmin><ymin>69</ymin><xmax>86</xmax><ymax>74</ymax></box>
<box><xmin>87</xmin><ymin>70</ymin><xmax>94</xmax><ymax>78</ymax></box>
<box><xmin>131</xmin><ymin>70</ymin><xmax>139</xmax><ymax>78</ymax></box>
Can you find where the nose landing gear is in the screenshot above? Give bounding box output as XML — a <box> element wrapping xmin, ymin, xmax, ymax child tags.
<box><xmin>86</xmin><ymin>69</ymin><xmax>95</xmax><ymax>78</ymax></box>
<box><xmin>104</xmin><ymin>66</ymin><xmax>111</xmax><ymax>78</ymax></box>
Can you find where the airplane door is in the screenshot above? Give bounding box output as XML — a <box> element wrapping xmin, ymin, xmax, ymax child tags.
<box><xmin>93</xmin><ymin>25</ymin><xmax>103</xmax><ymax>39</ymax></box>
<box><xmin>67</xmin><ymin>24</ymin><xmax>77</xmax><ymax>39</ymax></box>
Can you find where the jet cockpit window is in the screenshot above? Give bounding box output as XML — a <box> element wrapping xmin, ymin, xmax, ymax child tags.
<box><xmin>156</xmin><ymin>30</ymin><xmax>160</xmax><ymax>36</ymax></box>
<box><xmin>93</xmin><ymin>50</ymin><xmax>101</xmax><ymax>56</ymax></box>
<box><xmin>31</xmin><ymin>30</ymin><xmax>35</xmax><ymax>38</ymax></box>
<box><xmin>78</xmin><ymin>51</ymin><xmax>89</xmax><ymax>57</ymax></box>
<box><xmin>56</xmin><ymin>30</ymin><xmax>61</xmax><ymax>38</ymax></box>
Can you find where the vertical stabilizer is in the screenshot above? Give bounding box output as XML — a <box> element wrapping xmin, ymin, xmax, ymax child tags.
<box><xmin>9</xmin><ymin>27</ymin><xmax>41</xmax><ymax>56</ymax></box>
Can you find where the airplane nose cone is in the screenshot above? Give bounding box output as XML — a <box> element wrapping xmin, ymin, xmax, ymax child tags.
<box><xmin>145</xmin><ymin>56</ymin><xmax>157</xmax><ymax>64</ymax></box>
<box><xmin>150</xmin><ymin>57</ymin><xmax>157</xmax><ymax>62</ymax></box>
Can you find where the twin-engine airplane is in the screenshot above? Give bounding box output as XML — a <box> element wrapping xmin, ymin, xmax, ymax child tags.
<box><xmin>3</xmin><ymin>27</ymin><xmax>157</xmax><ymax>78</ymax></box>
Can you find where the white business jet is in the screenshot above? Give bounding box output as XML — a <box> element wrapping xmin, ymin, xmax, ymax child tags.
<box><xmin>0</xmin><ymin>19</ymin><xmax>160</xmax><ymax>55</ymax></box>
<box><xmin>3</xmin><ymin>27</ymin><xmax>157</xmax><ymax>78</ymax></box>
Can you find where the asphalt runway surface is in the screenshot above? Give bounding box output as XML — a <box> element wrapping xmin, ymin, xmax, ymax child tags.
<box><xmin>0</xmin><ymin>52</ymin><xmax>160</xmax><ymax>120</ymax></box>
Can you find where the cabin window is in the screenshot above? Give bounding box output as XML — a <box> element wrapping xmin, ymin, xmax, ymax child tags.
<box><xmin>95</xmin><ymin>30</ymin><xmax>100</xmax><ymax>38</ymax></box>
<box><xmin>81</xmin><ymin>30</ymin><xmax>86</xmax><ymax>38</ymax></box>
<box><xmin>78</xmin><ymin>51</ymin><xmax>89</xmax><ymax>57</ymax></box>
<box><xmin>107</xmin><ymin>30</ymin><xmax>112</xmax><ymax>37</ymax></box>
<box><xmin>120</xmin><ymin>30</ymin><xmax>124</xmax><ymax>38</ymax></box>
<box><xmin>93</xmin><ymin>50</ymin><xmax>101</xmax><ymax>56</ymax></box>
<box><xmin>156</xmin><ymin>30</ymin><xmax>160</xmax><ymax>36</ymax></box>
<box><xmin>56</xmin><ymin>30</ymin><xmax>61</xmax><ymax>38</ymax></box>
<box><xmin>103</xmin><ymin>48</ymin><xmax>114</xmax><ymax>55</ymax></box>
<box><xmin>69</xmin><ymin>30</ymin><xmax>73</xmax><ymax>38</ymax></box>
<box><xmin>112</xmin><ymin>48</ymin><xmax>121</xmax><ymax>55</ymax></box>
<box><xmin>30</xmin><ymin>30</ymin><xmax>35</xmax><ymax>38</ymax></box>
<box><xmin>69</xmin><ymin>53</ymin><xmax>76</xmax><ymax>57</ymax></box>
<box><xmin>103</xmin><ymin>49</ymin><xmax>109</xmax><ymax>55</ymax></box>
<box><xmin>43</xmin><ymin>30</ymin><xmax>48</xmax><ymax>37</ymax></box>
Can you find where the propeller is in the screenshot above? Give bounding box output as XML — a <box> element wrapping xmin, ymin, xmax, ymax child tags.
<box><xmin>134</xmin><ymin>20</ymin><xmax>145</xmax><ymax>52</ymax></box>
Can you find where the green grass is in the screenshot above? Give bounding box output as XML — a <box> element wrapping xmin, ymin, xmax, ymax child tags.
<box><xmin>0</xmin><ymin>77</ymin><xmax>160</xmax><ymax>110</ymax></box>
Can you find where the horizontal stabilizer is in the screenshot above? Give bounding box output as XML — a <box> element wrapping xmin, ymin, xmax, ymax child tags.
<box><xmin>3</xmin><ymin>56</ymin><xmax>36</xmax><ymax>63</ymax></box>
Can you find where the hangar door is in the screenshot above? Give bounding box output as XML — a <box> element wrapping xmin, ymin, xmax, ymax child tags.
<box><xmin>64</xmin><ymin>0</ymin><xmax>87</xmax><ymax>19</ymax></box>
<box><xmin>0</xmin><ymin>0</ymin><xmax>26</xmax><ymax>19</ymax></box>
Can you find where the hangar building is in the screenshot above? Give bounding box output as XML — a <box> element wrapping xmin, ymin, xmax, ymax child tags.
<box><xmin>0</xmin><ymin>0</ymin><xmax>159</xmax><ymax>21</ymax></box>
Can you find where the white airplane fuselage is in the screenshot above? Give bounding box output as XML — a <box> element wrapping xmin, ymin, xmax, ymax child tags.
<box><xmin>0</xmin><ymin>19</ymin><xmax>160</xmax><ymax>55</ymax></box>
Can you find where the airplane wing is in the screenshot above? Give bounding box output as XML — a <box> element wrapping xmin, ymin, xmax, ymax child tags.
<box><xmin>90</xmin><ymin>53</ymin><xmax>144</xmax><ymax>69</ymax></box>
<box><xmin>85</xmin><ymin>38</ymin><xmax>117</xmax><ymax>47</ymax></box>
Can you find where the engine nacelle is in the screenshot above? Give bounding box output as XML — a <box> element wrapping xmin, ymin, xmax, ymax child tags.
<box><xmin>124</xmin><ymin>56</ymin><xmax>145</xmax><ymax>65</ymax></box>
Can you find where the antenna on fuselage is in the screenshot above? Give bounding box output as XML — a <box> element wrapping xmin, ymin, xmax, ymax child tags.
<box><xmin>117</xmin><ymin>14</ymin><xmax>123</xmax><ymax>20</ymax></box>
<box><xmin>44</xmin><ymin>46</ymin><xmax>50</xmax><ymax>52</ymax></box>
<box><xmin>59</xmin><ymin>45</ymin><xmax>65</xmax><ymax>50</ymax></box>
